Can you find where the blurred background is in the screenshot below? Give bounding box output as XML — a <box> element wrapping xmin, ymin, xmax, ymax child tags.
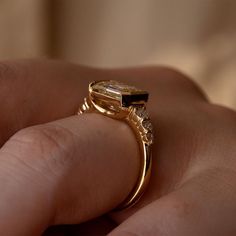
<box><xmin>0</xmin><ymin>0</ymin><xmax>235</xmax><ymax>108</ymax></box>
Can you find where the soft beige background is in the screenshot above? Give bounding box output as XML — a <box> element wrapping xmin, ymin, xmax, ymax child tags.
<box><xmin>0</xmin><ymin>0</ymin><xmax>236</xmax><ymax>108</ymax></box>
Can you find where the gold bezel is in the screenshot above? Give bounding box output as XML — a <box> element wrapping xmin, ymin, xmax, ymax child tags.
<box><xmin>89</xmin><ymin>80</ymin><xmax>149</xmax><ymax>108</ymax></box>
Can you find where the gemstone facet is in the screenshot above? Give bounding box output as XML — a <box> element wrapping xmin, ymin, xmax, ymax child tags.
<box><xmin>91</xmin><ymin>80</ymin><xmax>149</xmax><ymax>107</ymax></box>
<box><xmin>135</xmin><ymin>107</ymin><xmax>149</xmax><ymax>119</ymax></box>
<box><xmin>142</xmin><ymin>119</ymin><xmax>153</xmax><ymax>131</ymax></box>
<box><xmin>146</xmin><ymin>132</ymin><xmax>154</xmax><ymax>143</ymax></box>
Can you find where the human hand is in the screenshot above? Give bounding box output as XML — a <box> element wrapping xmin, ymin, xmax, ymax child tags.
<box><xmin>108</xmin><ymin>67</ymin><xmax>236</xmax><ymax>236</ymax></box>
<box><xmin>0</xmin><ymin>60</ymin><xmax>236</xmax><ymax>236</ymax></box>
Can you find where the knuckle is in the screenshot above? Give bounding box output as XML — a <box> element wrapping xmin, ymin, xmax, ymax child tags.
<box><xmin>160</xmin><ymin>67</ymin><xmax>208</xmax><ymax>101</ymax></box>
<box><xmin>208</xmin><ymin>104</ymin><xmax>236</xmax><ymax>125</ymax></box>
<box><xmin>144</xmin><ymin>66</ymin><xmax>208</xmax><ymax>102</ymax></box>
<box><xmin>157</xmin><ymin>67</ymin><xmax>191</xmax><ymax>83</ymax></box>
<box><xmin>10</xmin><ymin>124</ymin><xmax>77</xmax><ymax>169</ymax></box>
<box><xmin>210</xmin><ymin>103</ymin><xmax>236</xmax><ymax>115</ymax></box>
<box><xmin>16</xmin><ymin>126</ymin><xmax>62</xmax><ymax>151</ymax></box>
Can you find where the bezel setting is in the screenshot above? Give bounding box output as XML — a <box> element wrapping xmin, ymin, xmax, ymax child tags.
<box><xmin>89</xmin><ymin>80</ymin><xmax>149</xmax><ymax>108</ymax></box>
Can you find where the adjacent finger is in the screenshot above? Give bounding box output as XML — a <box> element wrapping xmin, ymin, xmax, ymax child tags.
<box><xmin>0</xmin><ymin>59</ymin><xmax>89</xmax><ymax>145</ymax></box>
<box><xmin>108</xmin><ymin>169</ymin><xmax>236</xmax><ymax>236</ymax></box>
<box><xmin>0</xmin><ymin>113</ymin><xmax>139</xmax><ymax>236</ymax></box>
<box><xmin>0</xmin><ymin>60</ymin><xmax>207</xmax><ymax>146</ymax></box>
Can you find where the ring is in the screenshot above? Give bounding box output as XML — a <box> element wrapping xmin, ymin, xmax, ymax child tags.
<box><xmin>78</xmin><ymin>80</ymin><xmax>153</xmax><ymax>210</ymax></box>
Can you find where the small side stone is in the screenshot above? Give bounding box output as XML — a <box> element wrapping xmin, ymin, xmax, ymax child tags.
<box><xmin>146</xmin><ymin>132</ymin><xmax>154</xmax><ymax>143</ymax></box>
<box><xmin>135</xmin><ymin>107</ymin><xmax>149</xmax><ymax>119</ymax></box>
<box><xmin>142</xmin><ymin>119</ymin><xmax>153</xmax><ymax>131</ymax></box>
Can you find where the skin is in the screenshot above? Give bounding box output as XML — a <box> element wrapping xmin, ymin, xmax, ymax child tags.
<box><xmin>0</xmin><ymin>59</ymin><xmax>236</xmax><ymax>235</ymax></box>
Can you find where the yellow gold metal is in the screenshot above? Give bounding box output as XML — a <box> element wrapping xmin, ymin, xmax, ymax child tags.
<box><xmin>78</xmin><ymin>80</ymin><xmax>153</xmax><ymax>210</ymax></box>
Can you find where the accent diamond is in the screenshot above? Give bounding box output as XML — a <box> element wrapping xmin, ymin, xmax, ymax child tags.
<box><xmin>135</xmin><ymin>107</ymin><xmax>149</xmax><ymax>119</ymax></box>
<box><xmin>146</xmin><ymin>132</ymin><xmax>154</xmax><ymax>143</ymax></box>
<box><xmin>142</xmin><ymin>119</ymin><xmax>153</xmax><ymax>131</ymax></box>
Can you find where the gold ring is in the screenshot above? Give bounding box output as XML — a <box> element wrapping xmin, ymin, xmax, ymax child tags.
<box><xmin>78</xmin><ymin>80</ymin><xmax>153</xmax><ymax>210</ymax></box>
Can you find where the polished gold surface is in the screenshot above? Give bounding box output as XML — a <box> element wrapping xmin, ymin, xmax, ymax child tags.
<box><xmin>78</xmin><ymin>80</ymin><xmax>153</xmax><ymax>210</ymax></box>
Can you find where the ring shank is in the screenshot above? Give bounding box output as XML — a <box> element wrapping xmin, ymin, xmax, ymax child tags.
<box><xmin>78</xmin><ymin>97</ymin><xmax>153</xmax><ymax>211</ymax></box>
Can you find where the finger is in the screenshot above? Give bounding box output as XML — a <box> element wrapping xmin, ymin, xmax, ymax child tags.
<box><xmin>0</xmin><ymin>113</ymin><xmax>139</xmax><ymax>236</ymax></box>
<box><xmin>0</xmin><ymin>60</ymin><xmax>207</xmax><ymax>146</ymax></box>
<box><xmin>108</xmin><ymin>69</ymin><xmax>210</xmax><ymax>223</ymax></box>
<box><xmin>0</xmin><ymin>59</ymin><xmax>89</xmax><ymax>145</ymax></box>
<box><xmin>0</xmin><ymin>60</ymin><xmax>210</xmax><ymax>228</ymax></box>
<box><xmin>109</xmin><ymin>169</ymin><xmax>236</xmax><ymax>236</ymax></box>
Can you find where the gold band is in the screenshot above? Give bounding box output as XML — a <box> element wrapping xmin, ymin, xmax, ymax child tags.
<box><xmin>77</xmin><ymin>80</ymin><xmax>153</xmax><ymax>210</ymax></box>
